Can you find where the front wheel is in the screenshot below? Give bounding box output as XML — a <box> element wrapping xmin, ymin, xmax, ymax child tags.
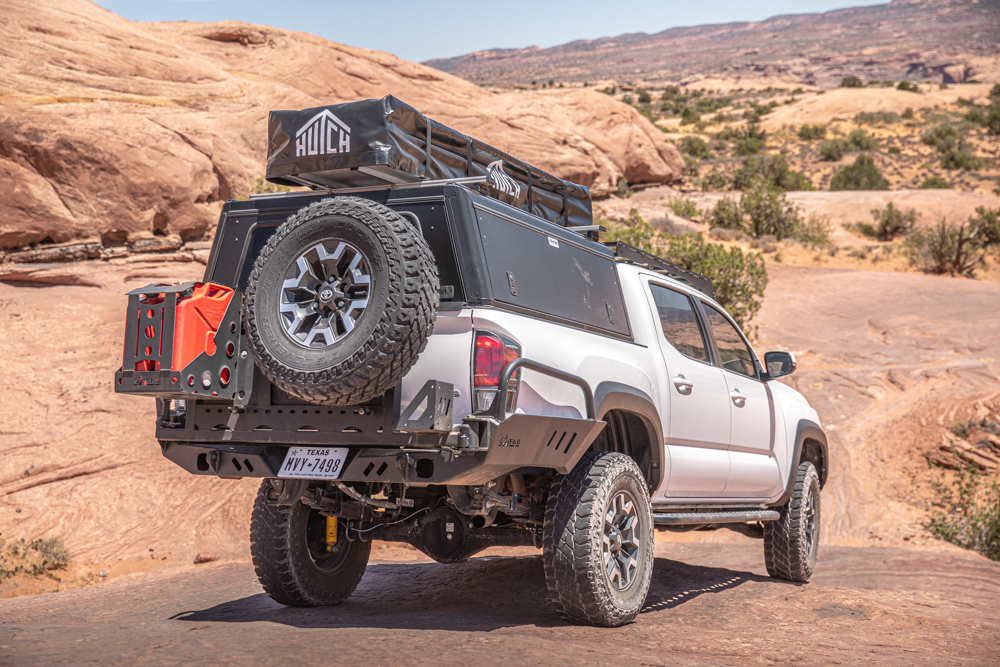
<box><xmin>764</xmin><ymin>461</ymin><xmax>821</xmax><ymax>582</ymax></box>
<box><xmin>543</xmin><ymin>451</ymin><xmax>655</xmax><ymax>627</ymax></box>
<box><xmin>250</xmin><ymin>480</ymin><xmax>371</xmax><ymax>606</ymax></box>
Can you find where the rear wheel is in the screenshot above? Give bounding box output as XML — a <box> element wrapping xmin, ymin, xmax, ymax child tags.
<box><xmin>764</xmin><ymin>461</ymin><xmax>821</xmax><ymax>582</ymax></box>
<box><xmin>250</xmin><ymin>480</ymin><xmax>371</xmax><ymax>606</ymax></box>
<box><xmin>543</xmin><ymin>451</ymin><xmax>654</xmax><ymax>626</ymax></box>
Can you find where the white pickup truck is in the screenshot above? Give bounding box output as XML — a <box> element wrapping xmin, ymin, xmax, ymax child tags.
<box><xmin>115</xmin><ymin>97</ymin><xmax>828</xmax><ymax>627</ymax></box>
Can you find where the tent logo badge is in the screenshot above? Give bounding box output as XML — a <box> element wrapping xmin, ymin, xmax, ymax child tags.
<box><xmin>295</xmin><ymin>109</ymin><xmax>351</xmax><ymax>157</ymax></box>
<box><xmin>486</xmin><ymin>160</ymin><xmax>521</xmax><ymax>198</ymax></box>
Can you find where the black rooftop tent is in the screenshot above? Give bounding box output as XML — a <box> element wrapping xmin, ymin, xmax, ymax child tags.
<box><xmin>265</xmin><ymin>95</ymin><xmax>593</xmax><ymax>228</ymax></box>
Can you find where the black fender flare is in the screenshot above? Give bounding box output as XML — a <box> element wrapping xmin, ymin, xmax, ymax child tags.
<box><xmin>594</xmin><ymin>382</ymin><xmax>665</xmax><ymax>491</ymax></box>
<box><xmin>771</xmin><ymin>419</ymin><xmax>829</xmax><ymax>507</ymax></box>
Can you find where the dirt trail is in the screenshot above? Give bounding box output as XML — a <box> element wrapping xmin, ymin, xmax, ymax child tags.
<box><xmin>2</xmin><ymin>542</ymin><xmax>998</xmax><ymax>666</ymax></box>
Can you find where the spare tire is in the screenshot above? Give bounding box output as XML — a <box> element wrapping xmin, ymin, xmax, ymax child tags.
<box><xmin>244</xmin><ymin>196</ymin><xmax>439</xmax><ymax>405</ymax></box>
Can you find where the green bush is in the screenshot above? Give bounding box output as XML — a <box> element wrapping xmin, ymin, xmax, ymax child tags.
<box><xmin>897</xmin><ymin>80</ymin><xmax>919</xmax><ymax>92</ymax></box>
<box><xmin>797</xmin><ymin>124</ymin><xmax>827</xmax><ymax>141</ymax></box>
<box><xmin>661</xmin><ymin>86</ymin><xmax>680</xmax><ymax>100</ymax></box>
<box><xmin>637</xmin><ymin>88</ymin><xmax>651</xmax><ymax>104</ymax></box>
<box><xmin>659</xmin><ymin>234</ymin><xmax>769</xmax><ymax>333</ymax></box>
<box><xmin>919</xmin><ymin>176</ymin><xmax>952</xmax><ymax>189</ymax></box>
<box><xmin>971</xmin><ymin>206</ymin><xmax>1000</xmax><ymax>247</ymax></box>
<box><xmin>940</xmin><ymin>149</ymin><xmax>982</xmax><ymax>170</ymax></box>
<box><xmin>708</xmin><ymin>197</ymin><xmax>744</xmax><ymax>231</ymax></box>
<box><xmin>853</xmin><ymin>203</ymin><xmax>918</xmax><ymax>240</ymax></box>
<box><xmin>615</xmin><ymin>177</ymin><xmax>634</xmax><ymax>199</ymax></box>
<box><xmin>795</xmin><ymin>213</ymin><xmax>833</xmax><ymax>245</ymax></box>
<box><xmin>830</xmin><ymin>154</ymin><xmax>889</xmax><ymax>190</ymax></box>
<box><xmin>679</xmin><ymin>136</ymin><xmax>714</xmax><ymax>159</ymax></box>
<box><xmin>680</xmin><ymin>107</ymin><xmax>701</xmax><ymax>125</ymax></box>
<box><xmin>854</xmin><ymin>111</ymin><xmax>899</xmax><ymax>125</ymax></box>
<box><xmin>739</xmin><ymin>179</ymin><xmax>802</xmax><ymax>240</ymax></box>
<box><xmin>926</xmin><ymin>463</ymin><xmax>1000</xmax><ymax>561</ymax></box>
<box><xmin>902</xmin><ymin>107</ymin><xmax>915</xmax><ymax>120</ymax></box>
<box><xmin>847</xmin><ymin>128</ymin><xmax>879</xmax><ymax>151</ymax></box>
<box><xmin>665</xmin><ymin>195</ymin><xmax>700</xmax><ymax>219</ymax></box>
<box><xmin>819</xmin><ymin>139</ymin><xmax>848</xmax><ymax>161</ymax></box>
<box><xmin>922</xmin><ymin>125</ymin><xmax>960</xmax><ymax>152</ymax></box>
<box><xmin>839</xmin><ymin>76</ymin><xmax>864</xmax><ymax>88</ymax></box>
<box><xmin>906</xmin><ymin>219</ymin><xmax>988</xmax><ymax>277</ymax></box>
<box><xmin>700</xmin><ymin>169</ymin><xmax>728</xmax><ymax>192</ymax></box>
<box><xmin>986</xmin><ymin>106</ymin><xmax>1000</xmax><ymax>135</ymax></box>
<box><xmin>965</xmin><ymin>108</ymin><xmax>986</xmax><ymax>125</ymax></box>
<box><xmin>734</xmin><ymin>136</ymin><xmax>765</xmax><ymax>156</ymax></box>
<box><xmin>732</xmin><ymin>155</ymin><xmax>813</xmax><ymax>192</ymax></box>
<box><xmin>990</xmin><ymin>84</ymin><xmax>1000</xmax><ymax>104</ymax></box>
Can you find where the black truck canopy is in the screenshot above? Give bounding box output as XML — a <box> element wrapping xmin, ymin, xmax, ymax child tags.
<box><xmin>266</xmin><ymin>95</ymin><xmax>593</xmax><ymax>228</ymax></box>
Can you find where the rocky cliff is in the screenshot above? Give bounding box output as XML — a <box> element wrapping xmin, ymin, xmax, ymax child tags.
<box><xmin>0</xmin><ymin>0</ymin><xmax>683</xmax><ymax>250</ymax></box>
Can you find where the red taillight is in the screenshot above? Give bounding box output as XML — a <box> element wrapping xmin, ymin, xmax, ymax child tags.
<box><xmin>474</xmin><ymin>332</ymin><xmax>519</xmax><ymax>387</ymax></box>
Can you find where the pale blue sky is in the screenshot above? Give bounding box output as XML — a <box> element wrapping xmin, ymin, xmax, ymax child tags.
<box><xmin>94</xmin><ymin>0</ymin><xmax>888</xmax><ymax>63</ymax></box>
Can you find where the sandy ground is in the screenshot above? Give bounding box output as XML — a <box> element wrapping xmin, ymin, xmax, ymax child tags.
<box><xmin>1</xmin><ymin>541</ymin><xmax>998</xmax><ymax>666</ymax></box>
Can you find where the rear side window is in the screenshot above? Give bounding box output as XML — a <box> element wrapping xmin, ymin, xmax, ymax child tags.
<box><xmin>703</xmin><ymin>305</ymin><xmax>757</xmax><ymax>378</ymax></box>
<box><xmin>649</xmin><ymin>285</ymin><xmax>709</xmax><ymax>363</ymax></box>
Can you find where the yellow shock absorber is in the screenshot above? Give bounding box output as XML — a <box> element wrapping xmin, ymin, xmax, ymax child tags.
<box><xmin>325</xmin><ymin>516</ymin><xmax>338</xmax><ymax>550</ymax></box>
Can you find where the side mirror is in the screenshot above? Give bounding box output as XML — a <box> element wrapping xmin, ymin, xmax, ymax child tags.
<box><xmin>764</xmin><ymin>351</ymin><xmax>797</xmax><ymax>379</ymax></box>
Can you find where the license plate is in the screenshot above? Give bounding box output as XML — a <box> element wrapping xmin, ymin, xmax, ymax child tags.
<box><xmin>277</xmin><ymin>447</ymin><xmax>349</xmax><ymax>479</ymax></box>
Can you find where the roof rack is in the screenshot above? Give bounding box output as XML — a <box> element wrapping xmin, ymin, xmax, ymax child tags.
<box><xmin>604</xmin><ymin>241</ymin><xmax>716</xmax><ymax>299</ymax></box>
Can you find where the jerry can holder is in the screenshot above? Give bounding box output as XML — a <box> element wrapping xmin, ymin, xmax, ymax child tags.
<box><xmin>114</xmin><ymin>282</ymin><xmax>251</xmax><ymax>404</ymax></box>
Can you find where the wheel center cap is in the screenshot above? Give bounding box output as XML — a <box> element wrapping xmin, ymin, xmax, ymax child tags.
<box><xmin>319</xmin><ymin>287</ymin><xmax>335</xmax><ymax>302</ymax></box>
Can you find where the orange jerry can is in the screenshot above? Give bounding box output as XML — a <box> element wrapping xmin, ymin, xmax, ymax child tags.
<box><xmin>172</xmin><ymin>283</ymin><xmax>235</xmax><ymax>371</ymax></box>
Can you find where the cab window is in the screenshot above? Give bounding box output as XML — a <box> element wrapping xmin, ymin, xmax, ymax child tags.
<box><xmin>703</xmin><ymin>305</ymin><xmax>757</xmax><ymax>378</ymax></box>
<box><xmin>649</xmin><ymin>284</ymin><xmax>710</xmax><ymax>363</ymax></box>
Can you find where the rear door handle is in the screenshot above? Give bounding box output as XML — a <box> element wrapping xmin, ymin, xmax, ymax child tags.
<box><xmin>730</xmin><ymin>390</ymin><xmax>747</xmax><ymax>405</ymax></box>
<box><xmin>673</xmin><ymin>375</ymin><xmax>693</xmax><ymax>391</ymax></box>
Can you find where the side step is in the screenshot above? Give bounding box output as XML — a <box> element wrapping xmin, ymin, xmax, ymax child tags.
<box><xmin>653</xmin><ymin>510</ymin><xmax>780</xmax><ymax>526</ymax></box>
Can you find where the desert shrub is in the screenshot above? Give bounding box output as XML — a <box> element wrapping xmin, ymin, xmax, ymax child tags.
<box><xmin>971</xmin><ymin>206</ymin><xmax>1000</xmax><ymax>247</ymax></box>
<box><xmin>830</xmin><ymin>154</ymin><xmax>889</xmax><ymax>190</ymax></box>
<box><xmin>659</xmin><ymin>234</ymin><xmax>769</xmax><ymax>332</ymax></box>
<box><xmin>839</xmin><ymin>76</ymin><xmax>864</xmax><ymax>88</ymax></box>
<box><xmin>919</xmin><ymin>176</ymin><xmax>952</xmax><ymax>189</ymax></box>
<box><xmin>854</xmin><ymin>111</ymin><xmax>899</xmax><ymax>125</ymax></box>
<box><xmin>732</xmin><ymin>155</ymin><xmax>813</xmax><ymax>192</ymax></box>
<box><xmin>0</xmin><ymin>537</ymin><xmax>70</xmax><ymax>580</ymax></box>
<box><xmin>819</xmin><ymin>139</ymin><xmax>848</xmax><ymax>161</ymax></box>
<box><xmin>990</xmin><ymin>84</ymin><xmax>1000</xmax><ymax>104</ymax></box>
<box><xmin>797</xmin><ymin>124</ymin><xmax>827</xmax><ymax>140</ymax></box>
<box><xmin>905</xmin><ymin>219</ymin><xmax>989</xmax><ymax>277</ymax></box>
<box><xmin>732</xmin><ymin>123</ymin><xmax>766</xmax><ymax>156</ymax></box>
<box><xmin>683</xmin><ymin>155</ymin><xmax>700</xmax><ymax>177</ymax></box>
<box><xmin>888</xmin><ymin>145</ymin><xmax>901</xmax><ymax>154</ymax></box>
<box><xmin>965</xmin><ymin>108</ymin><xmax>986</xmax><ymax>125</ymax></box>
<box><xmin>708</xmin><ymin>197</ymin><xmax>744</xmax><ymax>231</ymax></box>
<box><xmin>604</xmin><ymin>209</ymin><xmax>653</xmax><ymax>252</ymax></box>
<box><xmin>739</xmin><ymin>179</ymin><xmax>802</xmax><ymax>240</ymax></box>
<box><xmin>637</xmin><ymin>88</ymin><xmax>651</xmax><ymax>104</ymax></box>
<box><xmin>700</xmin><ymin>169</ymin><xmax>728</xmax><ymax>191</ymax></box>
<box><xmin>242</xmin><ymin>176</ymin><xmax>291</xmax><ymax>199</ymax></box>
<box><xmin>661</xmin><ymin>86</ymin><xmax>679</xmax><ymax>100</ymax></box>
<box><xmin>926</xmin><ymin>465</ymin><xmax>1000</xmax><ymax>561</ymax></box>
<box><xmin>853</xmin><ymin>203</ymin><xmax>918</xmax><ymax>240</ymax></box>
<box><xmin>987</xmin><ymin>107</ymin><xmax>1000</xmax><ymax>135</ymax></box>
<box><xmin>615</xmin><ymin>177</ymin><xmax>634</xmax><ymax>199</ymax></box>
<box><xmin>622</xmin><ymin>94</ymin><xmax>635</xmax><ymax>105</ymax></box>
<box><xmin>679</xmin><ymin>136</ymin><xmax>714</xmax><ymax>159</ymax></box>
<box><xmin>680</xmin><ymin>107</ymin><xmax>700</xmax><ymax>125</ymax></box>
<box><xmin>902</xmin><ymin>107</ymin><xmax>915</xmax><ymax>120</ymax></box>
<box><xmin>922</xmin><ymin>125</ymin><xmax>960</xmax><ymax>152</ymax></box>
<box><xmin>795</xmin><ymin>213</ymin><xmax>833</xmax><ymax>245</ymax></box>
<box><xmin>847</xmin><ymin>128</ymin><xmax>879</xmax><ymax>151</ymax></box>
<box><xmin>897</xmin><ymin>80</ymin><xmax>919</xmax><ymax>92</ymax></box>
<box><xmin>940</xmin><ymin>148</ymin><xmax>982</xmax><ymax>170</ymax></box>
<box><xmin>665</xmin><ymin>195</ymin><xmax>700</xmax><ymax>219</ymax></box>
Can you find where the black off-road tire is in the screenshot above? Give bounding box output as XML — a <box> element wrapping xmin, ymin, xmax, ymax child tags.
<box><xmin>244</xmin><ymin>196</ymin><xmax>439</xmax><ymax>405</ymax></box>
<box><xmin>543</xmin><ymin>451</ymin><xmax>655</xmax><ymax>627</ymax></box>
<box><xmin>250</xmin><ymin>480</ymin><xmax>371</xmax><ymax>607</ymax></box>
<box><xmin>764</xmin><ymin>461</ymin><xmax>821</xmax><ymax>582</ymax></box>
